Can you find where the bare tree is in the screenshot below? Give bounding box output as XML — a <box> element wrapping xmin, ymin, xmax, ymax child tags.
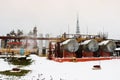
<box><xmin>33</xmin><ymin>27</ymin><xmax>37</xmax><ymax>36</ymax></box>
<box><xmin>10</xmin><ymin>30</ymin><xmax>16</xmax><ymax>36</ymax></box>
<box><xmin>17</xmin><ymin>29</ymin><xmax>23</xmax><ymax>36</ymax></box>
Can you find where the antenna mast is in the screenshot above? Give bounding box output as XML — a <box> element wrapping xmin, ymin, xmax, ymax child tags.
<box><xmin>76</xmin><ymin>13</ymin><xmax>80</xmax><ymax>34</ymax></box>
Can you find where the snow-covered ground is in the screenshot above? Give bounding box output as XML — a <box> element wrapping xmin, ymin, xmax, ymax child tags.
<box><xmin>0</xmin><ymin>55</ymin><xmax>120</xmax><ymax>80</ymax></box>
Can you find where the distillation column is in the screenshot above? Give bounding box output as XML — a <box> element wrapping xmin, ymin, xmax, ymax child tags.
<box><xmin>39</xmin><ymin>34</ymin><xmax>43</xmax><ymax>55</ymax></box>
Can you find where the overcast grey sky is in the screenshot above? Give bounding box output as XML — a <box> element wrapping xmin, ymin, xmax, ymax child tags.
<box><xmin>0</xmin><ymin>0</ymin><xmax>120</xmax><ymax>39</ymax></box>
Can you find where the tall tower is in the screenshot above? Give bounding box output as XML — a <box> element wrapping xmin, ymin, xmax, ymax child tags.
<box><xmin>39</xmin><ymin>34</ymin><xmax>43</xmax><ymax>54</ymax></box>
<box><xmin>76</xmin><ymin>14</ymin><xmax>80</xmax><ymax>34</ymax></box>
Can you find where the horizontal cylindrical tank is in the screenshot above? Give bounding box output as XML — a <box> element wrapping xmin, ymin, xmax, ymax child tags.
<box><xmin>60</xmin><ymin>39</ymin><xmax>79</xmax><ymax>52</ymax></box>
<box><xmin>99</xmin><ymin>40</ymin><xmax>116</xmax><ymax>52</ymax></box>
<box><xmin>81</xmin><ymin>39</ymin><xmax>99</xmax><ymax>52</ymax></box>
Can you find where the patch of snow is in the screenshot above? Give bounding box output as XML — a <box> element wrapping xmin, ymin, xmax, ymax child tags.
<box><xmin>0</xmin><ymin>54</ymin><xmax>120</xmax><ymax>80</ymax></box>
<box><xmin>0</xmin><ymin>59</ymin><xmax>15</xmax><ymax>71</ymax></box>
<box><xmin>99</xmin><ymin>40</ymin><xmax>110</xmax><ymax>45</ymax></box>
<box><xmin>115</xmin><ymin>47</ymin><xmax>120</xmax><ymax>51</ymax></box>
<box><xmin>80</xmin><ymin>39</ymin><xmax>91</xmax><ymax>45</ymax></box>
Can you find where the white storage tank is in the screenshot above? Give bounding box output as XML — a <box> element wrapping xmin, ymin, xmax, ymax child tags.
<box><xmin>99</xmin><ymin>40</ymin><xmax>116</xmax><ymax>52</ymax></box>
<box><xmin>81</xmin><ymin>39</ymin><xmax>99</xmax><ymax>52</ymax></box>
<box><xmin>60</xmin><ymin>39</ymin><xmax>79</xmax><ymax>52</ymax></box>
